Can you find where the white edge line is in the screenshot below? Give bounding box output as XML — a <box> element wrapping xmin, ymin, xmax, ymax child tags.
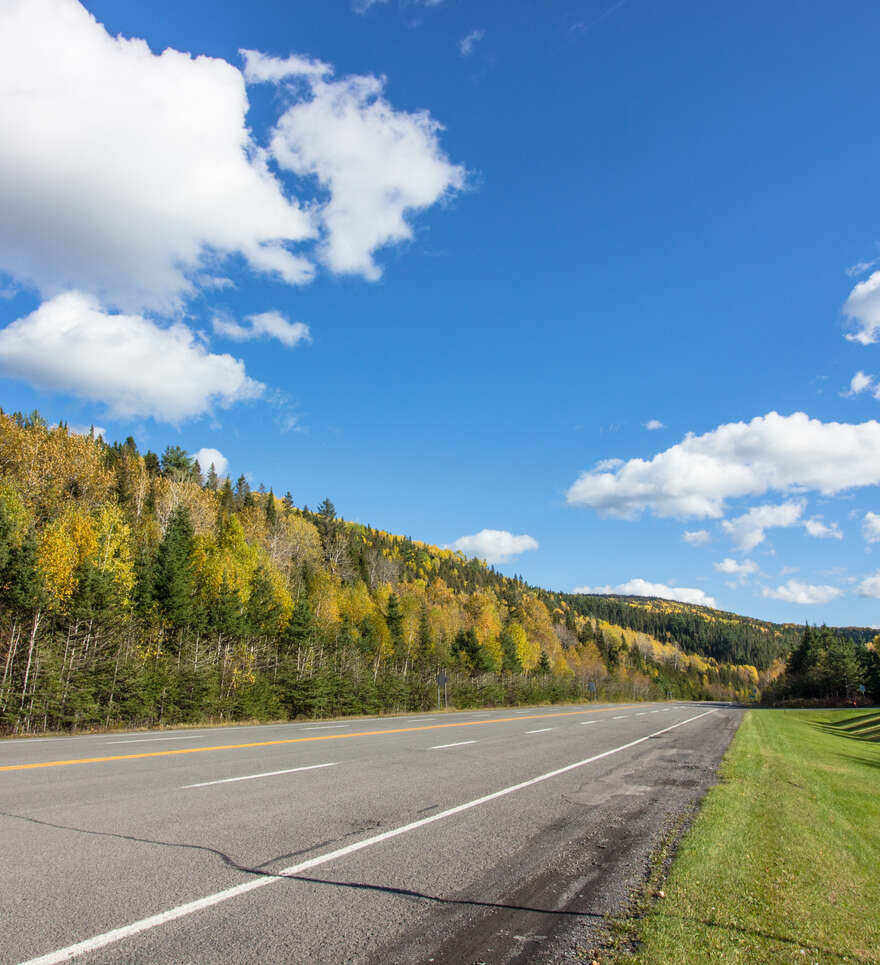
<box><xmin>430</xmin><ymin>740</ymin><xmax>477</xmax><ymax>749</ymax></box>
<box><xmin>19</xmin><ymin>709</ymin><xmax>717</xmax><ymax>965</ymax></box>
<box><xmin>105</xmin><ymin>736</ymin><xmax>201</xmax><ymax>745</ymax></box>
<box><xmin>182</xmin><ymin>762</ymin><xmax>338</xmax><ymax>789</ymax></box>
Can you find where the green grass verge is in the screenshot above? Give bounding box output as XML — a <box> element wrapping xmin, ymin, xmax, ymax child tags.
<box><xmin>600</xmin><ymin>709</ymin><xmax>880</xmax><ymax>964</ymax></box>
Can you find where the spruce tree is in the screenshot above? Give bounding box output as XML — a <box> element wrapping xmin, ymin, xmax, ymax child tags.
<box><xmin>153</xmin><ymin>507</ymin><xmax>195</xmax><ymax>629</ymax></box>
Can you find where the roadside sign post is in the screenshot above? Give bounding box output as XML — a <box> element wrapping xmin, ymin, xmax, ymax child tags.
<box><xmin>436</xmin><ymin>670</ymin><xmax>448</xmax><ymax>709</ymax></box>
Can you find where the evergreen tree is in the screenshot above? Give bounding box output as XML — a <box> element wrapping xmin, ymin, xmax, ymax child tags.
<box><xmin>218</xmin><ymin>477</ymin><xmax>235</xmax><ymax>515</ymax></box>
<box><xmin>317</xmin><ymin>497</ymin><xmax>336</xmax><ymax>521</ymax></box>
<box><xmin>143</xmin><ymin>451</ymin><xmax>161</xmax><ymax>476</ymax></box>
<box><xmin>234</xmin><ymin>475</ymin><xmax>251</xmax><ymax>508</ymax></box>
<box><xmin>161</xmin><ymin>445</ymin><xmax>193</xmax><ymax>480</ymax></box>
<box><xmin>500</xmin><ymin>628</ymin><xmax>523</xmax><ymax>673</ymax></box>
<box><xmin>153</xmin><ymin>507</ymin><xmax>195</xmax><ymax>629</ymax></box>
<box><xmin>265</xmin><ymin>490</ymin><xmax>278</xmax><ymax>527</ymax></box>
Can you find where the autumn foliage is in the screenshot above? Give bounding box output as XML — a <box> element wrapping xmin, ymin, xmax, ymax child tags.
<box><xmin>1</xmin><ymin>410</ymin><xmax>766</xmax><ymax>734</ymax></box>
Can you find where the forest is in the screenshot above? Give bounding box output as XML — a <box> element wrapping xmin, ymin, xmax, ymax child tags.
<box><xmin>763</xmin><ymin>625</ymin><xmax>880</xmax><ymax>705</ymax></box>
<box><xmin>0</xmin><ymin>409</ymin><xmax>843</xmax><ymax>734</ymax></box>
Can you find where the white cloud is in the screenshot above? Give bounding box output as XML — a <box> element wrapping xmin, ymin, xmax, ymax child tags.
<box><xmin>863</xmin><ymin>511</ymin><xmax>880</xmax><ymax>544</ymax></box>
<box><xmin>857</xmin><ymin>572</ymin><xmax>880</xmax><ymax>598</ymax></box>
<box><xmin>0</xmin><ymin>0</ymin><xmax>315</xmax><ymax>313</ymax></box>
<box><xmin>459</xmin><ymin>29</ymin><xmax>485</xmax><ymax>57</ymax></box>
<box><xmin>566</xmin><ymin>412</ymin><xmax>880</xmax><ymax>519</ymax></box>
<box><xmin>452</xmin><ymin>529</ymin><xmax>538</xmax><ymax>564</ymax></box>
<box><xmin>267</xmin><ymin>72</ymin><xmax>466</xmax><ymax>279</ymax></box>
<box><xmin>353</xmin><ymin>0</ymin><xmax>443</xmax><ymax>13</ymax></box>
<box><xmin>721</xmin><ymin>501</ymin><xmax>804</xmax><ymax>551</ymax></box>
<box><xmin>193</xmin><ymin>447</ymin><xmax>228</xmax><ymax>477</ymax></box>
<box><xmin>846</xmin><ymin>256</ymin><xmax>880</xmax><ymax>278</ymax></box>
<box><xmin>714</xmin><ymin>558</ymin><xmax>759</xmax><ymax>576</ymax></box>
<box><xmin>644</xmin><ymin>419</ymin><xmax>665</xmax><ymax>430</ymax></box>
<box><xmin>240</xmin><ymin>49</ymin><xmax>331</xmax><ymax>83</ymax></box>
<box><xmin>843</xmin><ymin>271</ymin><xmax>880</xmax><ymax>345</ymax></box>
<box><xmin>0</xmin><ymin>292</ymin><xmax>263</xmax><ymax>422</ymax></box>
<box><xmin>848</xmin><ymin>371</ymin><xmax>874</xmax><ymax>395</ymax></box>
<box><xmin>803</xmin><ymin>517</ymin><xmax>842</xmax><ymax>540</ymax></box>
<box><xmin>0</xmin><ymin>0</ymin><xmax>464</xmax><ymax>318</ymax></box>
<box><xmin>682</xmin><ymin>529</ymin><xmax>711</xmax><ymax>546</ymax></box>
<box><xmin>572</xmin><ymin>578</ymin><xmax>717</xmax><ymax>609</ymax></box>
<box><xmin>762</xmin><ymin>580</ymin><xmax>842</xmax><ymax>605</ymax></box>
<box><xmin>213</xmin><ymin>311</ymin><xmax>311</xmax><ymax>348</ymax></box>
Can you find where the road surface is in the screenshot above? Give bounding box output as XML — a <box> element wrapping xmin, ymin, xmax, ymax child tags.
<box><xmin>0</xmin><ymin>701</ymin><xmax>742</xmax><ymax>964</ymax></box>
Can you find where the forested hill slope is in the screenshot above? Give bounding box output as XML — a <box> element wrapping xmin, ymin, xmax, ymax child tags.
<box><xmin>559</xmin><ymin>594</ymin><xmax>874</xmax><ymax>670</ymax></box>
<box><xmin>0</xmin><ymin>409</ymin><xmax>869</xmax><ymax>734</ymax></box>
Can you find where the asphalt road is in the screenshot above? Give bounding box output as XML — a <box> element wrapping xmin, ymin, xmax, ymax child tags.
<box><xmin>0</xmin><ymin>702</ymin><xmax>742</xmax><ymax>964</ymax></box>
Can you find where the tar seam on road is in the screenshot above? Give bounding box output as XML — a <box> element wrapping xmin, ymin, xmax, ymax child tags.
<box><xmin>17</xmin><ymin>709</ymin><xmax>718</xmax><ymax>965</ymax></box>
<box><xmin>0</xmin><ymin>706</ymin><xmax>642</xmax><ymax>772</ymax></box>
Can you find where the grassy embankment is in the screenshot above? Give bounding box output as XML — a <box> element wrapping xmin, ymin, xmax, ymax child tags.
<box><xmin>600</xmin><ymin>708</ymin><xmax>880</xmax><ymax>964</ymax></box>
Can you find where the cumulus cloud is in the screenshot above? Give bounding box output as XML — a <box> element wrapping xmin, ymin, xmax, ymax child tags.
<box><xmin>193</xmin><ymin>447</ymin><xmax>229</xmax><ymax>477</ymax></box>
<box><xmin>572</xmin><ymin>578</ymin><xmax>717</xmax><ymax>609</ymax></box>
<box><xmin>0</xmin><ymin>292</ymin><xmax>263</xmax><ymax>421</ymax></box>
<box><xmin>459</xmin><ymin>29</ymin><xmax>485</xmax><ymax>57</ymax></box>
<box><xmin>0</xmin><ymin>0</ymin><xmax>464</xmax><ymax>316</ymax></box>
<box><xmin>721</xmin><ymin>501</ymin><xmax>804</xmax><ymax>551</ymax></box>
<box><xmin>863</xmin><ymin>512</ymin><xmax>880</xmax><ymax>544</ymax></box>
<box><xmin>762</xmin><ymin>580</ymin><xmax>842</xmax><ymax>605</ymax></box>
<box><xmin>644</xmin><ymin>419</ymin><xmax>665</xmax><ymax>431</ymax></box>
<box><xmin>803</xmin><ymin>517</ymin><xmax>843</xmax><ymax>540</ymax></box>
<box><xmin>0</xmin><ymin>0</ymin><xmax>315</xmax><ymax>313</ymax></box>
<box><xmin>213</xmin><ymin>311</ymin><xmax>311</xmax><ymax>348</ymax></box>
<box><xmin>267</xmin><ymin>72</ymin><xmax>466</xmax><ymax>279</ymax></box>
<box><xmin>857</xmin><ymin>572</ymin><xmax>880</xmax><ymax>598</ymax></box>
<box><xmin>714</xmin><ymin>558</ymin><xmax>759</xmax><ymax>576</ymax></box>
<box><xmin>566</xmin><ymin>412</ymin><xmax>880</xmax><ymax>519</ymax></box>
<box><xmin>848</xmin><ymin>371</ymin><xmax>874</xmax><ymax>395</ymax></box>
<box><xmin>452</xmin><ymin>529</ymin><xmax>538</xmax><ymax>564</ymax></box>
<box><xmin>682</xmin><ymin>529</ymin><xmax>711</xmax><ymax>546</ymax></box>
<box><xmin>843</xmin><ymin>271</ymin><xmax>880</xmax><ymax>345</ymax></box>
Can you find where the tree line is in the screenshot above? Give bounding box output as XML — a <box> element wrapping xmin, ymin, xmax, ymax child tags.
<box><xmin>0</xmin><ymin>410</ymin><xmax>775</xmax><ymax>733</ymax></box>
<box><xmin>763</xmin><ymin>626</ymin><xmax>880</xmax><ymax>705</ymax></box>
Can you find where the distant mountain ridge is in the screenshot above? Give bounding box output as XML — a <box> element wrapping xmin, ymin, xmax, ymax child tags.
<box><xmin>558</xmin><ymin>592</ymin><xmax>875</xmax><ymax>670</ymax></box>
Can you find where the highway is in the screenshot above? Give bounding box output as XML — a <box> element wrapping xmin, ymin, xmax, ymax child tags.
<box><xmin>0</xmin><ymin>702</ymin><xmax>742</xmax><ymax>964</ymax></box>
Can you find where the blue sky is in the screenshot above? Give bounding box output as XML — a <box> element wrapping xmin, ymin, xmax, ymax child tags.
<box><xmin>2</xmin><ymin>0</ymin><xmax>880</xmax><ymax>626</ymax></box>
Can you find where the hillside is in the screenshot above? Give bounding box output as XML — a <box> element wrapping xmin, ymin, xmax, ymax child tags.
<box><xmin>0</xmin><ymin>409</ymin><xmax>868</xmax><ymax>734</ymax></box>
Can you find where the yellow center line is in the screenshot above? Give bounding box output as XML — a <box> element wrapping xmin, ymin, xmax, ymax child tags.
<box><xmin>0</xmin><ymin>705</ymin><xmax>642</xmax><ymax>772</ymax></box>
